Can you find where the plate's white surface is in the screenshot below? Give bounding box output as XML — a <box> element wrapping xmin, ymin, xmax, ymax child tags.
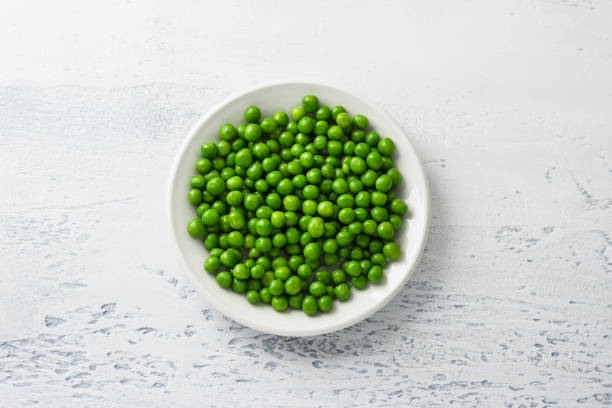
<box><xmin>168</xmin><ymin>82</ymin><xmax>430</xmax><ymax>336</ymax></box>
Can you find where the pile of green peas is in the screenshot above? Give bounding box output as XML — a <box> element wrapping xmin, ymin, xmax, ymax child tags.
<box><xmin>186</xmin><ymin>94</ymin><xmax>407</xmax><ymax>315</ymax></box>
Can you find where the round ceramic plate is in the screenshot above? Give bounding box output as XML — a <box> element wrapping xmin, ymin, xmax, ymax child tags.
<box><xmin>168</xmin><ymin>82</ymin><xmax>430</xmax><ymax>336</ymax></box>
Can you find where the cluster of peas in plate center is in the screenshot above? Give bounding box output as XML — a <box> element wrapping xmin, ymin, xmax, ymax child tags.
<box><xmin>186</xmin><ymin>95</ymin><xmax>408</xmax><ymax>315</ymax></box>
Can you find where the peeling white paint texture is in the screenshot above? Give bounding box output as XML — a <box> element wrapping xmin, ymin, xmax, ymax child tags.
<box><xmin>0</xmin><ymin>1</ymin><xmax>610</xmax><ymax>406</ymax></box>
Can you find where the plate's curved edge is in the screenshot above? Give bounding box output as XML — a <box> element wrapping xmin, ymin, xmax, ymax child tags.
<box><xmin>167</xmin><ymin>81</ymin><xmax>431</xmax><ymax>337</ymax></box>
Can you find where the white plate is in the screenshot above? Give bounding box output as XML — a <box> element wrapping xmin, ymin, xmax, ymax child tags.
<box><xmin>168</xmin><ymin>81</ymin><xmax>430</xmax><ymax>336</ymax></box>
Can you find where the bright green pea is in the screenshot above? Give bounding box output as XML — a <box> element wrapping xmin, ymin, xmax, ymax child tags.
<box><xmin>188</xmin><ymin>189</ymin><xmax>203</xmax><ymax>205</ymax></box>
<box><xmin>235</xmin><ymin>148</ymin><xmax>253</xmax><ymax>168</ymax></box>
<box><xmin>375</xmin><ymin>174</ymin><xmax>392</xmax><ymax>192</ymax></box>
<box><xmin>271</xmin><ymin>295</ymin><xmax>288</xmax><ymax>312</ymax></box>
<box><xmin>318</xmin><ymin>295</ymin><xmax>333</xmax><ymax>312</ymax></box>
<box><xmin>291</xmin><ymin>106</ymin><xmax>305</xmax><ymax>122</ymax></box>
<box><xmin>378</xmin><ymin>137</ymin><xmax>395</xmax><ymax>156</ymax></box>
<box><xmin>187</xmin><ymin>218</ymin><xmax>205</xmax><ymax>237</ymax></box>
<box><xmin>334</xmin><ymin>283</ymin><xmax>350</xmax><ymax>300</ymax></box>
<box><xmin>219</xmin><ymin>123</ymin><xmax>236</xmax><ymax>141</ymax></box>
<box><xmin>216</xmin><ymin>271</ymin><xmax>232</xmax><ymax>288</ymax></box>
<box><xmin>352</xmin><ymin>114</ymin><xmax>368</xmax><ymax>129</ymax></box>
<box><xmin>390</xmin><ymin>198</ymin><xmax>408</xmax><ymax>216</ymax></box>
<box><xmin>336</xmin><ymin>112</ymin><xmax>351</xmax><ymax>128</ymax></box>
<box><xmin>302</xmin><ymin>295</ymin><xmax>318</xmax><ymax>315</ymax></box>
<box><xmin>351</xmin><ymin>275</ymin><xmax>367</xmax><ymax>289</ymax></box>
<box><xmin>246</xmin><ymin>290</ymin><xmax>260</xmax><ymax>304</ymax></box>
<box><xmin>338</xmin><ymin>208</ymin><xmax>355</xmax><ymax>224</ymax></box>
<box><xmin>273</xmin><ymin>111</ymin><xmax>289</xmax><ymax>127</ymax></box>
<box><xmin>302</xmin><ymin>95</ymin><xmax>319</xmax><ymax>113</ymax></box>
<box><xmin>245</xmin><ymin>106</ymin><xmax>261</xmax><ymax>123</ymax></box>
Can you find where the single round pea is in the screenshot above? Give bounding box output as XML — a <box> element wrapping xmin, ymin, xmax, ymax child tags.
<box><xmin>378</xmin><ymin>137</ymin><xmax>395</xmax><ymax>156</ymax></box>
<box><xmin>336</xmin><ymin>112</ymin><xmax>351</xmax><ymax>128</ymax></box>
<box><xmin>246</xmin><ymin>290</ymin><xmax>260</xmax><ymax>304</ymax></box>
<box><xmin>375</xmin><ymin>174</ymin><xmax>393</xmax><ymax>192</ymax></box>
<box><xmin>217</xmin><ymin>140</ymin><xmax>231</xmax><ymax>157</ymax></box>
<box><xmin>272</xmin><ymin>111</ymin><xmax>288</xmax><ymax>127</ymax></box>
<box><xmin>302</xmin><ymin>94</ymin><xmax>319</xmax><ymax>113</ymax></box>
<box><xmin>303</xmin><ymin>242</ymin><xmax>321</xmax><ymax>260</ymax></box>
<box><xmin>250</xmin><ymin>264</ymin><xmax>265</xmax><ymax>279</ymax></box>
<box><xmin>268</xmin><ymin>279</ymin><xmax>284</xmax><ymax>296</ymax></box>
<box><xmin>283</xmin><ymin>195</ymin><xmax>300</xmax><ymax>211</ymax></box>
<box><xmin>216</xmin><ymin>271</ymin><xmax>232</xmax><ymax>288</ymax></box>
<box><xmin>291</xmin><ymin>106</ymin><xmax>305</xmax><ymax>122</ymax></box>
<box><xmin>368</xmin><ymin>265</ymin><xmax>384</xmax><ymax>283</ymax></box>
<box><xmin>260</xmin><ymin>117</ymin><xmax>277</xmax><ymax>134</ymax></box>
<box><xmin>302</xmin><ymin>295</ymin><xmax>318</xmax><ymax>315</ymax></box>
<box><xmin>232</xmin><ymin>263</ymin><xmax>250</xmax><ymax>280</ymax></box>
<box><xmin>318</xmin><ymin>295</ymin><xmax>333</xmax><ymax>312</ymax></box>
<box><xmin>259</xmin><ymin>287</ymin><xmax>271</xmax><ymax>303</ymax></box>
<box><xmin>383</xmin><ymin>242</ymin><xmax>401</xmax><ymax>260</ymax></box>
<box><xmin>366</xmin><ymin>151</ymin><xmax>383</xmax><ymax>170</ymax></box>
<box><xmin>351</xmin><ymin>275</ymin><xmax>367</xmax><ymax>289</ymax></box>
<box><xmin>188</xmin><ymin>188</ymin><xmax>203</xmax><ymax>205</ymax></box>
<box><xmin>317</xmin><ymin>201</ymin><xmax>334</xmax><ymax>218</ymax></box>
<box><xmin>387</xmin><ymin>168</ymin><xmax>402</xmax><ymax>187</ymax></box>
<box><xmin>255</xmin><ymin>236</ymin><xmax>272</xmax><ymax>252</ymax></box>
<box><xmin>336</xmin><ymin>193</ymin><xmax>355</xmax><ymax>209</ymax></box>
<box><xmin>219</xmin><ymin>123</ymin><xmax>237</xmax><ymax>141</ymax></box>
<box><xmin>297</xmin><ymin>116</ymin><xmax>315</xmax><ymax>134</ymax></box>
<box><xmin>327</xmin><ymin>141</ymin><xmax>343</xmax><ymax>156</ymax></box>
<box><xmin>244</xmin><ymin>105</ymin><xmax>261</xmax><ymax>123</ymax></box>
<box><xmin>201</xmin><ymin>142</ymin><xmax>217</xmax><ymax>159</ymax></box>
<box><xmin>371</xmin><ymin>191</ymin><xmax>387</xmax><ymax>207</ymax></box>
<box><xmin>322</xmin><ymin>238</ymin><xmax>338</xmax><ymax>254</ymax></box>
<box><xmin>352</xmin><ymin>114</ymin><xmax>368</xmax><ymax>129</ymax></box>
<box><xmin>307</xmin><ymin>217</ymin><xmax>325</xmax><ymax>238</ymax></box>
<box><xmin>361</xmin><ymin>169</ymin><xmax>378</xmax><ymax>187</ymax></box>
<box><xmin>309</xmin><ymin>281</ymin><xmax>326</xmax><ymax>297</ymax></box>
<box><xmin>276</xmin><ymin>178</ymin><xmax>294</xmax><ymax>195</ymax></box>
<box><xmin>284</xmin><ymin>276</ymin><xmax>301</xmax><ymax>295</ymax></box>
<box><xmin>365</xmin><ymin>131</ymin><xmax>380</xmax><ymax>147</ymax></box>
<box><xmin>195</xmin><ymin>158</ymin><xmax>212</xmax><ymax>174</ymax></box>
<box><xmin>390</xmin><ymin>198</ymin><xmax>408</xmax><ymax>216</ymax></box>
<box><xmin>190</xmin><ymin>174</ymin><xmax>206</xmax><ymax>189</ymax></box>
<box><xmin>271</xmin><ymin>295</ymin><xmax>288</xmax><ymax>312</ymax></box>
<box><xmin>371</xmin><ymin>207</ymin><xmax>389</xmax><ymax>222</ymax></box>
<box><xmin>288</xmin><ymin>293</ymin><xmax>304</xmax><ymax>309</ymax></box>
<box><xmin>232</xmin><ymin>149</ymin><xmax>251</xmax><ymax>169</ymax></box>
<box><xmin>187</xmin><ymin>218</ymin><xmax>205</xmax><ymax>237</ymax></box>
<box><xmin>377</xmin><ymin>221</ymin><xmax>395</xmax><ymax>240</ymax></box>
<box><xmin>349</xmin><ymin>157</ymin><xmax>367</xmax><ymax>174</ymax></box>
<box><xmin>334</xmin><ymin>283</ymin><xmax>350</xmax><ymax>301</ymax></box>
<box><xmin>336</xmin><ymin>230</ymin><xmax>354</xmax><ymax>247</ymax></box>
<box><xmin>351</xmin><ymin>129</ymin><xmax>366</xmax><ymax>143</ymax></box>
<box><xmin>354</xmin><ymin>143</ymin><xmax>370</xmax><ymax>158</ymax></box>
<box><xmin>338</xmin><ymin>208</ymin><xmax>355</xmax><ymax>224</ymax></box>
<box><xmin>314</xmin><ymin>120</ymin><xmax>329</xmax><ymax>136</ymax></box>
<box><xmin>202</xmin><ymin>208</ymin><xmax>220</xmax><ymax>226</ymax></box>
<box><xmin>204</xmin><ymin>256</ymin><xmax>221</xmax><ymax>273</ymax></box>
<box><xmin>204</xmin><ymin>233</ymin><xmax>219</xmax><ymax>249</ymax></box>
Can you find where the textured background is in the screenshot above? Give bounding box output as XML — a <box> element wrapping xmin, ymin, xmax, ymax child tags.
<box><xmin>1</xmin><ymin>1</ymin><xmax>611</xmax><ymax>406</ymax></box>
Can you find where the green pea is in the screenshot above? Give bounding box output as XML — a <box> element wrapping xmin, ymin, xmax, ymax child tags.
<box><xmin>336</xmin><ymin>112</ymin><xmax>351</xmax><ymax>128</ymax></box>
<box><xmin>291</xmin><ymin>106</ymin><xmax>305</xmax><ymax>122</ymax></box>
<box><xmin>334</xmin><ymin>283</ymin><xmax>350</xmax><ymax>301</ymax></box>
<box><xmin>302</xmin><ymin>295</ymin><xmax>318</xmax><ymax>315</ymax></box>
<box><xmin>318</xmin><ymin>295</ymin><xmax>333</xmax><ymax>312</ymax></box>
<box><xmin>351</xmin><ymin>275</ymin><xmax>367</xmax><ymax>290</ymax></box>
<box><xmin>383</xmin><ymin>242</ymin><xmax>401</xmax><ymax>260</ymax></box>
<box><xmin>302</xmin><ymin>94</ymin><xmax>319</xmax><ymax>113</ymax></box>
<box><xmin>219</xmin><ymin>123</ymin><xmax>237</xmax><ymax>141</ymax></box>
<box><xmin>259</xmin><ymin>287</ymin><xmax>271</xmax><ymax>303</ymax></box>
<box><xmin>201</xmin><ymin>142</ymin><xmax>217</xmax><ymax>159</ymax></box>
<box><xmin>303</xmin><ymin>242</ymin><xmax>320</xmax><ymax>260</ymax></box>
<box><xmin>271</xmin><ymin>295</ymin><xmax>288</xmax><ymax>312</ymax></box>
<box><xmin>216</xmin><ymin>271</ymin><xmax>232</xmax><ymax>288</ymax></box>
<box><xmin>246</xmin><ymin>290</ymin><xmax>260</xmax><ymax>304</ymax></box>
<box><xmin>390</xmin><ymin>198</ymin><xmax>408</xmax><ymax>216</ymax></box>
<box><xmin>204</xmin><ymin>256</ymin><xmax>221</xmax><ymax>273</ymax></box>
<box><xmin>352</xmin><ymin>114</ymin><xmax>368</xmax><ymax>129</ymax></box>
<box><xmin>270</xmin><ymin>111</ymin><xmax>287</xmax><ymax>126</ymax></box>
<box><xmin>188</xmin><ymin>189</ymin><xmax>203</xmax><ymax>205</ymax></box>
<box><xmin>187</xmin><ymin>218</ymin><xmax>205</xmax><ymax>238</ymax></box>
<box><xmin>244</xmin><ymin>106</ymin><xmax>261</xmax><ymax>123</ymax></box>
<box><xmin>309</xmin><ymin>281</ymin><xmax>326</xmax><ymax>297</ymax></box>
